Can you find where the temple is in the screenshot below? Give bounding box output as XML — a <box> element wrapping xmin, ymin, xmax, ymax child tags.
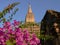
<box><xmin>20</xmin><ymin>4</ymin><xmax>40</xmax><ymax>37</ymax></box>
<box><xmin>25</xmin><ymin>4</ymin><xmax>35</xmax><ymax>23</ymax></box>
<box><xmin>40</xmin><ymin>10</ymin><xmax>60</xmax><ymax>45</ymax></box>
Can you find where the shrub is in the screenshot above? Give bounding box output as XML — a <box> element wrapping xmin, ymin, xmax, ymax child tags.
<box><xmin>0</xmin><ymin>20</ymin><xmax>40</xmax><ymax>45</ymax></box>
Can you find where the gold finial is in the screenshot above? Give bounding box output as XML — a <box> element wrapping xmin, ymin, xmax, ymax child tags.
<box><xmin>28</xmin><ymin>3</ymin><xmax>32</xmax><ymax>13</ymax></box>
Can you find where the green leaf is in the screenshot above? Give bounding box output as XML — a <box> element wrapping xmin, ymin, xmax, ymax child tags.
<box><xmin>6</xmin><ymin>40</ymin><xmax>14</xmax><ymax>45</ymax></box>
<box><xmin>2</xmin><ymin>18</ymin><xmax>6</xmax><ymax>23</ymax></box>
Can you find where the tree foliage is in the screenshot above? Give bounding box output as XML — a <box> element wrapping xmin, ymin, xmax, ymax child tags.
<box><xmin>0</xmin><ymin>2</ymin><xmax>20</xmax><ymax>23</ymax></box>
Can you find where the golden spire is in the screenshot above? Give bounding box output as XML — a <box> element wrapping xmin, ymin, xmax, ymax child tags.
<box><xmin>25</xmin><ymin>4</ymin><xmax>35</xmax><ymax>23</ymax></box>
<box><xmin>28</xmin><ymin>4</ymin><xmax>32</xmax><ymax>13</ymax></box>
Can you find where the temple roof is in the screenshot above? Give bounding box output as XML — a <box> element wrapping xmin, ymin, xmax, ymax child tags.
<box><xmin>44</xmin><ymin>10</ymin><xmax>60</xmax><ymax>18</ymax></box>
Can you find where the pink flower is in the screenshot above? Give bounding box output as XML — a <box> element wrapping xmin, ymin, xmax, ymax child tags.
<box><xmin>0</xmin><ymin>20</ymin><xmax>40</xmax><ymax>45</ymax></box>
<box><xmin>0</xmin><ymin>28</ymin><xmax>3</xmax><ymax>30</ymax></box>
<box><xmin>3</xmin><ymin>22</ymin><xmax>10</xmax><ymax>27</ymax></box>
<box><xmin>13</xmin><ymin>20</ymin><xmax>20</xmax><ymax>26</ymax></box>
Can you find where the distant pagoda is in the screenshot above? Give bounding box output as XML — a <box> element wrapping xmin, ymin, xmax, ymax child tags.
<box><xmin>25</xmin><ymin>4</ymin><xmax>35</xmax><ymax>23</ymax></box>
<box><xmin>20</xmin><ymin>4</ymin><xmax>40</xmax><ymax>38</ymax></box>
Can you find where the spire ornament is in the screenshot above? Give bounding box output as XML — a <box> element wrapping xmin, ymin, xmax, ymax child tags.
<box><xmin>28</xmin><ymin>3</ymin><xmax>32</xmax><ymax>13</ymax></box>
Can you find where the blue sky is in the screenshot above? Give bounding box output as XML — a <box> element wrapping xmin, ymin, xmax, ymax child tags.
<box><xmin>0</xmin><ymin>0</ymin><xmax>60</xmax><ymax>23</ymax></box>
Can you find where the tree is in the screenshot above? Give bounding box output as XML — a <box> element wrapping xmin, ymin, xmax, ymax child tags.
<box><xmin>0</xmin><ymin>2</ymin><xmax>20</xmax><ymax>23</ymax></box>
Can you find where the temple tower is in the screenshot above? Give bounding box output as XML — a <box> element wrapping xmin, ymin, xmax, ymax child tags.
<box><xmin>25</xmin><ymin>4</ymin><xmax>35</xmax><ymax>23</ymax></box>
